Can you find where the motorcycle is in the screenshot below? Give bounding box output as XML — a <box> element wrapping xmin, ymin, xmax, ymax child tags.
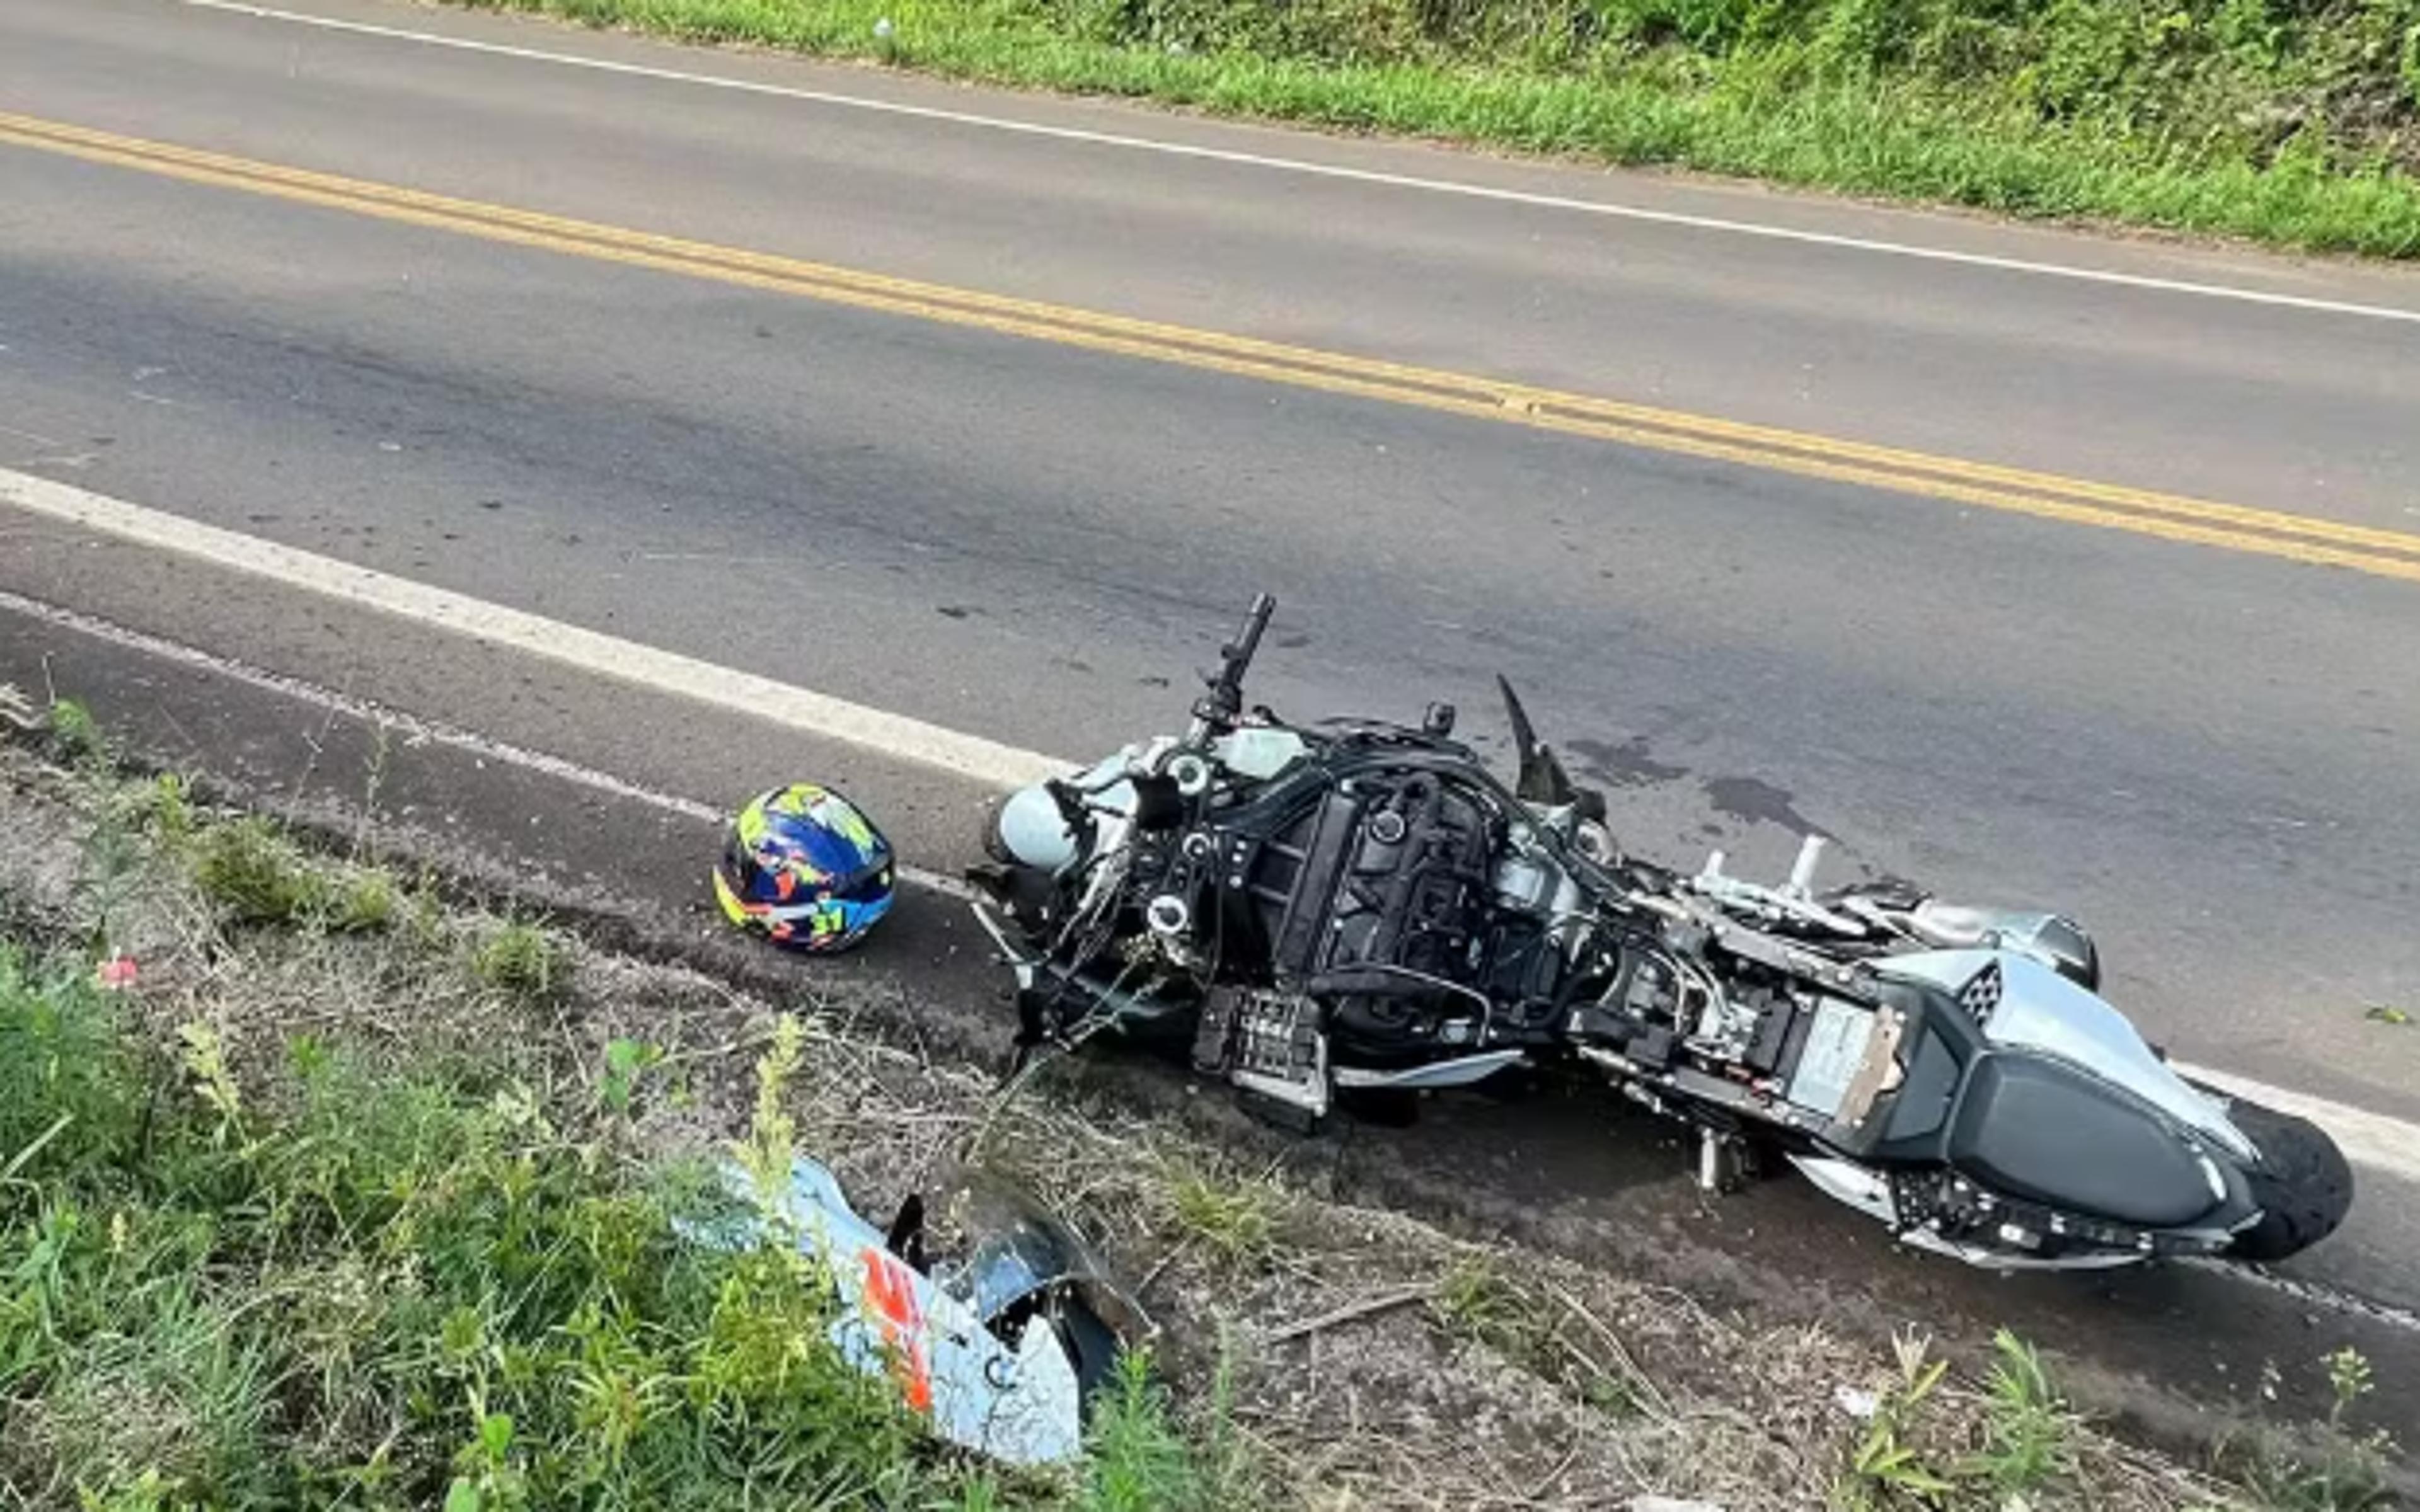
<box><xmin>967</xmin><ymin>596</ymin><xmax>2354</xmax><ymax>1271</ymax></box>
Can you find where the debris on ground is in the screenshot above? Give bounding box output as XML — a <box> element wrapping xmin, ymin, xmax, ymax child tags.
<box><xmin>678</xmin><ymin>1154</ymin><xmax>1139</xmax><ymax>1465</ymax></box>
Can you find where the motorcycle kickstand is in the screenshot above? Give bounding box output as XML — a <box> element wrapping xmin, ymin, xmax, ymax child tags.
<box><xmin>1695</xmin><ymin>1129</ymin><xmax>1754</xmax><ymax>1196</ymax></box>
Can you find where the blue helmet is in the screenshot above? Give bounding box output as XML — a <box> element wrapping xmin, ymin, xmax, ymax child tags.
<box><xmin>714</xmin><ymin>784</ymin><xmax>896</xmax><ymax>953</ymax></box>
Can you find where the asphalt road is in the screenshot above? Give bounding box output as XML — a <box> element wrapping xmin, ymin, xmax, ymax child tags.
<box><xmin>6</xmin><ymin>0</ymin><xmax>2420</xmax><ymax>1393</ymax></box>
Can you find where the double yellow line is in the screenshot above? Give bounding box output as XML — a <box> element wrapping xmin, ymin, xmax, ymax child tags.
<box><xmin>8</xmin><ymin>107</ymin><xmax>2419</xmax><ymax>583</ymax></box>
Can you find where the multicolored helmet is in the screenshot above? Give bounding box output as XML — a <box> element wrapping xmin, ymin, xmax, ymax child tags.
<box><xmin>714</xmin><ymin>784</ymin><xmax>896</xmax><ymax>953</ymax></box>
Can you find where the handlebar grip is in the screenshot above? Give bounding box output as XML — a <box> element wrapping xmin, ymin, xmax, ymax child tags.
<box><xmin>1224</xmin><ymin>593</ymin><xmax>1276</xmax><ymax>668</ymax></box>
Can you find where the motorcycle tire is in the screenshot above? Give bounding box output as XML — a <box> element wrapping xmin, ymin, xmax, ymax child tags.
<box><xmin>2218</xmin><ymin>1096</ymin><xmax>2355</xmax><ymax>1263</ymax></box>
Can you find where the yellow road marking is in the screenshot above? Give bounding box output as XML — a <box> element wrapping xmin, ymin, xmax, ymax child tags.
<box><xmin>7</xmin><ymin>108</ymin><xmax>2419</xmax><ymax>582</ymax></box>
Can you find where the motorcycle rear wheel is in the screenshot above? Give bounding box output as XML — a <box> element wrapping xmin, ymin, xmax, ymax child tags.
<box><xmin>2220</xmin><ymin>1097</ymin><xmax>2355</xmax><ymax>1262</ymax></box>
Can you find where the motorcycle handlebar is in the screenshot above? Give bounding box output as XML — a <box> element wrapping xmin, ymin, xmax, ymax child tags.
<box><xmin>1188</xmin><ymin>593</ymin><xmax>1276</xmax><ymax>742</ymax></box>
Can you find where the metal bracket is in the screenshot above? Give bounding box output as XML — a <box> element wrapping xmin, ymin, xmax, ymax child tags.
<box><xmin>967</xmin><ymin>900</ymin><xmax>1040</xmax><ymax>992</ymax></box>
<box><xmin>1332</xmin><ymin>1050</ymin><xmax>1527</xmax><ymax>1091</ymax></box>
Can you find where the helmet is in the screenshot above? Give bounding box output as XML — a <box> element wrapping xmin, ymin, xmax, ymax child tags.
<box><xmin>714</xmin><ymin>783</ymin><xmax>896</xmax><ymax>953</ymax></box>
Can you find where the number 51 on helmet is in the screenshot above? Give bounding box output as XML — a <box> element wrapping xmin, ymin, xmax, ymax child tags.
<box><xmin>713</xmin><ymin>784</ymin><xmax>896</xmax><ymax>953</ymax></box>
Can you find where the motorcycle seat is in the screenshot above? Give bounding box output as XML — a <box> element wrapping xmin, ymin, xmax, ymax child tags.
<box><xmin>1948</xmin><ymin>1052</ymin><xmax>2221</xmax><ymax>1229</ymax></box>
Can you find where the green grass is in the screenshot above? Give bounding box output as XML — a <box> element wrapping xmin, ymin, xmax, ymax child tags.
<box><xmin>187</xmin><ymin>815</ymin><xmax>403</xmax><ymax>935</ymax></box>
<box><xmin>1164</xmin><ymin>1167</ymin><xmax>1282</xmax><ymax>1271</ymax></box>
<box><xmin>1835</xmin><ymin>1332</ymin><xmax>1961</xmax><ymax>1509</ymax></box>
<box><xmin>188</xmin><ymin>817</ymin><xmax>332</xmax><ymax>927</ymax></box>
<box><xmin>1969</xmin><ymin>1328</ymin><xmax>2081</xmax><ymax>1497</ymax></box>
<box><xmin>469</xmin><ymin>919</ymin><xmax>570</xmax><ymax>1003</ymax></box>
<box><xmin>1081</xmin><ymin>1354</ymin><xmax>1222</xmax><ymax>1512</ymax></box>
<box><xmin>451</xmin><ymin>0</ymin><xmax>2420</xmax><ymax>256</ymax></box>
<box><xmin>43</xmin><ymin>699</ymin><xmax>105</xmax><ymax>767</ymax></box>
<box><xmin>1429</xmin><ymin>1252</ymin><xmax>1533</xmax><ymax>1350</ymax></box>
<box><xmin>0</xmin><ymin>944</ymin><xmax>1226</xmax><ymax>1511</ymax></box>
<box><xmin>330</xmin><ymin>869</ymin><xmax>400</xmax><ymax>934</ymax></box>
<box><xmin>1426</xmin><ymin>1251</ymin><xmax>1657</xmax><ymax>1419</ymax></box>
<box><xmin>2226</xmin><ymin>1348</ymin><xmax>2398</xmax><ymax>1511</ymax></box>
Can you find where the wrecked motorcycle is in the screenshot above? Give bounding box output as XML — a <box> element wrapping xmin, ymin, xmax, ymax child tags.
<box><xmin>969</xmin><ymin>595</ymin><xmax>2353</xmax><ymax>1272</ymax></box>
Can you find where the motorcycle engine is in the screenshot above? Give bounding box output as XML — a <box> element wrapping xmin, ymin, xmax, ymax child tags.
<box><xmin>1245</xmin><ymin>766</ymin><xmax>1532</xmax><ymax>1060</ymax></box>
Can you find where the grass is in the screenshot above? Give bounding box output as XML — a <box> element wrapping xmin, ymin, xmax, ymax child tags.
<box><xmin>1164</xmin><ymin>1166</ymin><xmax>1282</xmax><ymax>1270</ymax></box>
<box><xmin>1</xmin><ymin>948</ymin><xmax>898</xmax><ymax>1506</ymax></box>
<box><xmin>43</xmin><ymin>698</ymin><xmax>105</xmax><ymax>767</ymax></box>
<box><xmin>187</xmin><ymin>814</ymin><xmax>403</xmax><ymax>936</ymax></box>
<box><xmin>469</xmin><ymin>919</ymin><xmax>571</xmax><ymax>1004</ymax></box>
<box><xmin>1822</xmin><ymin>1328</ymin><xmax>2404</xmax><ymax>1511</ymax></box>
<box><xmin>1969</xmin><ymin>1329</ymin><xmax>2081</xmax><ymax>1498</ymax></box>
<box><xmin>1426</xmin><ymin>1251</ymin><xmax>1662</xmax><ymax>1420</ymax></box>
<box><xmin>190</xmin><ymin>817</ymin><xmax>330</xmax><ymax>926</ymax></box>
<box><xmin>2224</xmin><ymin>1348</ymin><xmax>2399</xmax><ymax>1511</ymax></box>
<box><xmin>449</xmin><ymin>0</ymin><xmax>2420</xmax><ymax>256</ymax></box>
<box><xmin>1082</xmin><ymin>1354</ymin><xmax>1224</xmax><ymax>1512</ymax></box>
<box><xmin>1835</xmin><ymin>1333</ymin><xmax>1961</xmax><ymax>1508</ymax></box>
<box><xmin>0</xmin><ymin>943</ymin><xmax>1247</xmax><ymax>1511</ymax></box>
<box><xmin>1429</xmin><ymin>1251</ymin><xmax>1534</xmax><ymax>1353</ymax></box>
<box><xmin>326</xmin><ymin>868</ymin><xmax>398</xmax><ymax>934</ymax></box>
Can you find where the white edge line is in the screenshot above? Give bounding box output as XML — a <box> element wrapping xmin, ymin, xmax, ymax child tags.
<box><xmin>4</xmin><ymin>466</ymin><xmax>2414</xmax><ymax>1182</ymax></box>
<box><xmin>2175</xmin><ymin>1063</ymin><xmax>2420</xmax><ymax>1185</ymax></box>
<box><xmin>175</xmin><ymin>0</ymin><xmax>2420</xmax><ymax>326</ymax></box>
<box><xmin>0</xmin><ymin>582</ymin><xmax>976</xmax><ymax>900</ymax></box>
<box><xmin>0</xmin><ymin>467</ymin><xmax>1067</xmax><ymax>793</ymax></box>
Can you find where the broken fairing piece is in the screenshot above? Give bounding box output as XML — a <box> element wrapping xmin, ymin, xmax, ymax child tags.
<box><xmin>920</xmin><ymin>1166</ymin><xmax>1153</xmax><ymax>1394</ymax></box>
<box><xmin>681</xmin><ymin>1156</ymin><xmax>1112</xmax><ymax>1465</ymax></box>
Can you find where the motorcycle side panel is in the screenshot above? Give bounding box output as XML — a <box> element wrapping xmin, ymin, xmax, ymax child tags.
<box><xmin>1947</xmin><ymin>1053</ymin><xmax>2232</xmax><ymax>1228</ymax></box>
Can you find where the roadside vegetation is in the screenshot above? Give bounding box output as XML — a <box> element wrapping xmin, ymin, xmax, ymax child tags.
<box><xmin>0</xmin><ymin>699</ymin><xmax>2403</xmax><ymax>1509</ymax></box>
<box><xmin>456</xmin><ymin>0</ymin><xmax>2420</xmax><ymax>256</ymax></box>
